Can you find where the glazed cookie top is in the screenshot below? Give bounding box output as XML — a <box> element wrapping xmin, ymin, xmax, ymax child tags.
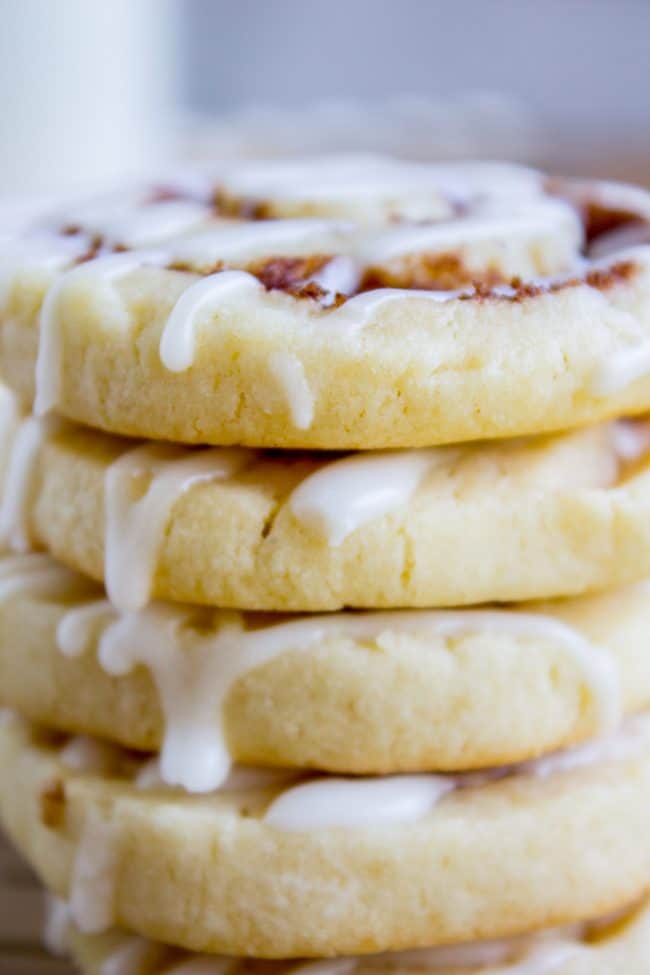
<box><xmin>2</xmin><ymin>156</ymin><xmax>650</xmax><ymax>448</ymax></box>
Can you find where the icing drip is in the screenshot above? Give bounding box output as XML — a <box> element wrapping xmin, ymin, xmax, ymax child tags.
<box><xmin>0</xmin><ymin>415</ymin><xmax>62</xmax><ymax>551</ymax></box>
<box><xmin>159</xmin><ymin>270</ymin><xmax>261</xmax><ymax>371</ymax></box>
<box><xmin>100</xmin><ymin>935</ymin><xmax>167</xmax><ymax>975</ymax></box>
<box><xmin>35</xmin><ymin>253</ymin><xmax>151</xmax><ymax>415</ymax></box>
<box><xmin>69</xmin><ymin>816</ymin><xmax>119</xmax><ymax>934</ymax></box>
<box><xmin>267</xmin><ymin>350</ymin><xmax>314</xmax><ymax>429</ymax></box>
<box><xmin>265</xmin><ymin>774</ymin><xmax>455</xmax><ymax>830</ymax></box>
<box><xmin>0</xmin><ymin>553</ymin><xmax>79</xmax><ymax>602</ymax></box>
<box><xmin>42</xmin><ymin>895</ymin><xmax>71</xmax><ymax>956</ymax></box>
<box><xmin>104</xmin><ymin>443</ymin><xmax>252</xmax><ymax>612</ymax></box>
<box><xmin>288</xmin><ymin>448</ymin><xmax>451</xmax><ymax>545</ymax></box>
<box><xmin>308</xmin><ymin>255</ymin><xmax>361</xmax><ymax>304</ymax></box>
<box><xmin>57</xmin><ymin>599</ymin><xmax>116</xmax><ymax>658</ymax></box>
<box><xmin>54</xmin><ymin>594</ymin><xmax>620</xmax><ymax>793</ymax></box>
<box><xmin>97</xmin><ymin>607</ymin><xmax>305</xmax><ymax>793</ymax></box>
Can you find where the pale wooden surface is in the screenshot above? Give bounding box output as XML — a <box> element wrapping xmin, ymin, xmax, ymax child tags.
<box><xmin>0</xmin><ymin>833</ymin><xmax>73</xmax><ymax>975</ymax></box>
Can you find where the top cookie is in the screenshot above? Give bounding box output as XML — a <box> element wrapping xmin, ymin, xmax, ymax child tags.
<box><xmin>2</xmin><ymin>156</ymin><xmax>650</xmax><ymax>449</ymax></box>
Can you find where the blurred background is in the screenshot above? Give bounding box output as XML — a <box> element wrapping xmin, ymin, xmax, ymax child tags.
<box><xmin>0</xmin><ymin>0</ymin><xmax>648</xmax><ymax>200</ymax></box>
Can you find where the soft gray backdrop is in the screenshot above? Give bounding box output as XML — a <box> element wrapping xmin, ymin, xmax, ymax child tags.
<box><xmin>182</xmin><ymin>0</ymin><xmax>650</xmax><ymax>174</ymax></box>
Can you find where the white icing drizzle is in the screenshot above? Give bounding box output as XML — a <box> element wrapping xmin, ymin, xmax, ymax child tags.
<box><xmin>0</xmin><ymin>232</ymin><xmax>89</xmax><ymax>310</ymax></box>
<box><xmin>159</xmin><ymin>270</ymin><xmax>261</xmax><ymax>371</ymax></box>
<box><xmin>53</xmin><ymin>593</ymin><xmax>620</xmax><ymax>793</ymax></box>
<box><xmin>288</xmin><ymin>448</ymin><xmax>450</xmax><ymax>545</ymax></box>
<box><xmin>322</xmin><ymin>285</ymin><xmax>461</xmax><ymax>334</ymax></box>
<box><xmin>308</xmin><ymin>255</ymin><xmax>361</xmax><ymax>303</ymax></box>
<box><xmin>104</xmin><ymin>443</ymin><xmax>252</xmax><ymax>612</ymax></box>
<box><xmin>100</xmin><ymin>935</ymin><xmax>168</xmax><ymax>975</ymax></box>
<box><xmin>42</xmin><ymin>895</ymin><xmax>71</xmax><ymax>956</ymax></box>
<box><xmin>266</xmin><ymin>716</ymin><xmax>647</xmax><ymax>832</ymax></box>
<box><xmin>35</xmin><ymin>253</ymin><xmax>150</xmax><ymax>416</ymax></box>
<box><xmin>363</xmin><ymin>197</ymin><xmax>583</xmax><ymax>264</ymax></box>
<box><xmin>97</xmin><ymin>606</ymin><xmax>303</xmax><ymax>793</ymax></box>
<box><xmin>167</xmin><ymin>219</ymin><xmax>351</xmax><ymax>269</ymax></box>
<box><xmin>265</xmin><ymin>774</ymin><xmax>455</xmax><ymax>831</ymax></box>
<box><xmin>65</xmin><ymin>199</ymin><xmax>210</xmax><ymax>250</ymax></box>
<box><xmin>267</xmin><ymin>350</ymin><xmax>314</xmax><ymax>429</ymax></box>
<box><xmin>0</xmin><ymin>553</ymin><xmax>79</xmax><ymax>602</ymax></box>
<box><xmin>69</xmin><ymin>816</ymin><xmax>119</xmax><ymax>934</ymax></box>
<box><xmin>221</xmin><ymin>157</ymin><xmax>542</xmax><ymax>206</ymax></box>
<box><xmin>0</xmin><ymin>414</ymin><xmax>62</xmax><ymax>551</ymax></box>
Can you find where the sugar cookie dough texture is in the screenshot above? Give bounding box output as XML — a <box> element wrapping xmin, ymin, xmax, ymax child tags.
<box><xmin>1</xmin><ymin>155</ymin><xmax>650</xmax><ymax>970</ymax></box>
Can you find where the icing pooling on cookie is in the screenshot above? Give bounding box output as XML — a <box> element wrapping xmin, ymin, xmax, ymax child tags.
<box><xmin>54</xmin><ymin>586</ymin><xmax>620</xmax><ymax>793</ymax></box>
<box><xmin>104</xmin><ymin>443</ymin><xmax>253</xmax><ymax>612</ymax></box>
<box><xmin>264</xmin><ymin>716</ymin><xmax>650</xmax><ymax>832</ymax></box>
<box><xmin>264</xmin><ymin>774</ymin><xmax>455</xmax><ymax>830</ymax></box>
<box><xmin>0</xmin><ymin>414</ymin><xmax>64</xmax><ymax>551</ymax></box>
<box><xmin>70</xmin><ymin>815</ymin><xmax>119</xmax><ymax>934</ymax></box>
<box><xmin>35</xmin><ymin>253</ymin><xmax>156</xmax><ymax>416</ymax></box>
<box><xmin>288</xmin><ymin>448</ymin><xmax>453</xmax><ymax>544</ymax></box>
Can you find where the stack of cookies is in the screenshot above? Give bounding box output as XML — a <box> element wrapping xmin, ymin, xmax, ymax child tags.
<box><xmin>1</xmin><ymin>156</ymin><xmax>650</xmax><ymax>974</ymax></box>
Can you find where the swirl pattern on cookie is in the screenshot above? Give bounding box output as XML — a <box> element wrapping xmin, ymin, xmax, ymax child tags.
<box><xmin>2</xmin><ymin>158</ymin><xmax>650</xmax><ymax>447</ymax></box>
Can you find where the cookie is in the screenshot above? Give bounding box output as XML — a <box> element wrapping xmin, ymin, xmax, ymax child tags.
<box><xmin>2</xmin><ymin>714</ymin><xmax>650</xmax><ymax>957</ymax></box>
<box><xmin>4</xmin><ymin>407</ymin><xmax>650</xmax><ymax>610</ymax></box>
<box><xmin>0</xmin><ymin>554</ymin><xmax>644</xmax><ymax>790</ymax></box>
<box><xmin>2</xmin><ymin>159</ymin><xmax>650</xmax><ymax>448</ymax></box>
<box><xmin>56</xmin><ymin>896</ymin><xmax>650</xmax><ymax>975</ymax></box>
